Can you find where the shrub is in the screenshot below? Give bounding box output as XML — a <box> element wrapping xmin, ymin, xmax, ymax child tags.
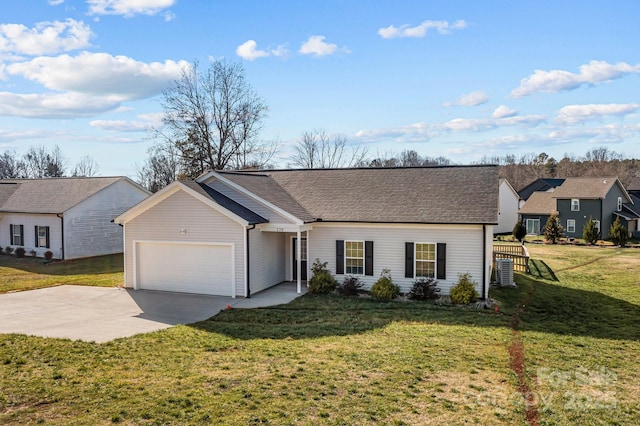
<box><xmin>407</xmin><ymin>277</ymin><xmax>440</xmax><ymax>301</ymax></box>
<box><xmin>0</xmin><ymin>247</ymin><xmax>3</xmax><ymax>255</ymax></box>
<box><xmin>29</xmin><ymin>250</ymin><xmax>37</xmax><ymax>257</ymax></box>
<box><xmin>14</xmin><ymin>247</ymin><xmax>25</xmax><ymax>258</ymax></box>
<box><xmin>5</xmin><ymin>246</ymin><xmax>13</xmax><ymax>255</ymax></box>
<box><xmin>512</xmin><ymin>220</ymin><xmax>527</xmax><ymax>242</ymax></box>
<box><xmin>583</xmin><ymin>216</ymin><xmax>599</xmax><ymax>245</ymax></box>
<box><xmin>370</xmin><ymin>268</ymin><xmax>399</xmax><ymax>301</ymax></box>
<box><xmin>449</xmin><ymin>273</ymin><xmax>479</xmax><ymax>305</ymax></box>
<box><xmin>609</xmin><ymin>217</ymin><xmax>627</xmax><ymax>247</ymax></box>
<box><xmin>308</xmin><ymin>259</ymin><xmax>337</xmax><ymax>294</ymax></box>
<box><xmin>44</xmin><ymin>250</ymin><xmax>53</xmax><ymax>261</ymax></box>
<box><xmin>543</xmin><ymin>212</ymin><xmax>564</xmax><ymax>244</ymax></box>
<box><xmin>338</xmin><ymin>275</ymin><xmax>364</xmax><ymax>296</ymax></box>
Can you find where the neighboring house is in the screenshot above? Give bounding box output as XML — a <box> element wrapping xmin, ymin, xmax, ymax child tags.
<box><xmin>627</xmin><ymin>176</ymin><xmax>640</xmax><ymax>198</ymax></box>
<box><xmin>518</xmin><ymin>177</ymin><xmax>633</xmax><ymax>239</ymax></box>
<box><xmin>517</xmin><ymin>178</ymin><xmax>565</xmax><ymax>208</ymax></box>
<box><xmin>0</xmin><ymin>177</ymin><xmax>150</xmax><ymax>259</ymax></box>
<box><xmin>115</xmin><ymin>166</ymin><xmax>499</xmax><ymax>299</ymax></box>
<box><xmin>496</xmin><ymin>178</ymin><xmax>520</xmax><ymax>234</ymax></box>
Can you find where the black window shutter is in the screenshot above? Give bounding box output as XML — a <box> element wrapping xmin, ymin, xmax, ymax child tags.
<box><xmin>336</xmin><ymin>240</ymin><xmax>344</xmax><ymax>274</ymax></box>
<box><xmin>9</xmin><ymin>225</ymin><xmax>12</xmax><ymax>245</ymax></box>
<box><xmin>405</xmin><ymin>242</ymin><xmax>414</xmax><ymax>278</ymax></box>
<box><xmin>45</xmin><ymin>227</ymin><xmax>50</xmax><ymax>249</ymax></box>
<box><xmin>19</xmin><ymin>225</ymin><xmax>24</xmax><ymax>246</ymax></box>
<box><xmin>364</xmin><ymin>241</ymin><xmax>374</xmax><ymax>276</ymax></box>
<box><xmin>436</xmin><ymin>243</ymin><xmax>446</xmax><ymax>280</ymax></box>
<box><xmin>35</xmin><ymin>226</ymin><xmax>39</xmax><ymax>248</ymax></box>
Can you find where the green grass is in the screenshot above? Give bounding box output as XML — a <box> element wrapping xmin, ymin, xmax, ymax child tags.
<box><xmin>0</xmin><ymin>253</ymin><xmax>123</xmax><ymax>293</ymax></box>
<box><xmin>1</xmin><ymin>245</ymin><xmax>639</xmax><ymax>424</ymax></box>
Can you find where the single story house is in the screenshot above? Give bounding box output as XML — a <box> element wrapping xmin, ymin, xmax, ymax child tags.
<box><xmin>496</xmin><ymin>178</ymin><xmax>520</xmax><ymax>234</ymax></box>
<box><xmin>519</xmin><ymin>177</ymin><xmax>633</xmax><ymax>239</ymax></box>
<box><xmin>0</xmin><ymin>177</ymin><xmax>150</xmax><ymax>259</ymax></box>
<box><xmin>114</xmin><ymin>166</ymin><xmax>499</xmax><ymax>299</ymax></box>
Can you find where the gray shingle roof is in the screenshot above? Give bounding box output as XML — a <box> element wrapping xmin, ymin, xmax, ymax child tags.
<box><xmin>518</xmin><ymin>191</ymin><xmax>557</xmax><ymax>215</ymax></box>
<box><xmin>551</xmin><ymin>177</ymin><xmax>620</xmax><ymax>199</ymax></box>
<box><xmin>0</xmin><ymin>177</ymin><xmax>126</xmax><ymax>214</ymax></box>
<box><xmin>180</xmin><ymin>180</ymin><xmax>268</xmax><ymax>224</ymax></box>
<box><xmin>222</xmin><ymin>165</ymin><xmax>498</xmax><ymax>224</ymax></box>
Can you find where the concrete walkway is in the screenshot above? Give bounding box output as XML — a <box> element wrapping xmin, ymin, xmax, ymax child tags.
<box><xmin>0</xmin><ymin>282</ymin><xmax>306</xmax><ymax>343</ymax></box>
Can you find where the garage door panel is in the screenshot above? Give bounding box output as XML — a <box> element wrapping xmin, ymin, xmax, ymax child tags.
<box><xmin>136</xmin><ymin>242</ymin><xmax>233</xmax><ymax>296</ymax></box>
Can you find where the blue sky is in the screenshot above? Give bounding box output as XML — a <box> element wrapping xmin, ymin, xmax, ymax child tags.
<box><xmin>1</xmin><ymin>0</ymin><xmax>639</xmax><ymax>176</ymax></box>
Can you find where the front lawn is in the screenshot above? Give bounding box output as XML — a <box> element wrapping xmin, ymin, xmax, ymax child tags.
<box><xmin>0</xmin><ymin>253</ymin><xmax>123</xmax><ymax>293</ymax></box>
<box><xmin>0</xmin><ymin>245</ymin><xmax>638</xmax><ymax>424</ymax></box>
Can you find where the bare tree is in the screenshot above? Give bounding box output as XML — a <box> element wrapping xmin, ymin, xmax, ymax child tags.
<box><xmin>22</xmin><ymin>145</ymin><xmax>66</xmax><ymax>178</ymax></box>
<box><xmin>136</xmin><ymin>142</ymin><xmax>181</xmax><ymax>192</ymax></box>
<box><xmin>72</xmin><ymin>155</ymin><xmax>99</xmax><ymax>177</ymax></box>
<box><xmin>290</xmin><ymin>129</ymin><xmax>368</xmax><ymax>168</ymax></box>
<box><xmin>0</xmin><ymin>151</ymin><xmax>23</xmax><ymax>178</ymax></box>
<box><xmin>158</xmin><ymin>60</ymin><xmax>270</xmax><ymax>177</ymax></box>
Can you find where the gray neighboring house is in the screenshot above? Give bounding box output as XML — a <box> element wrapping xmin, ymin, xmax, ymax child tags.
<box><xmin>519</xmin><ymin>177</ymin><xmax>633</xmax><ymax>239</ymax></box>
<box><xmin>0</xmin><ymin>177</ymin><xmax>150</xmax><ymax>259</ymax></box>
<box><xmin>115</xmin><ymin>166</ymin><xmax>499</xmax><ymax>299</ymax></box>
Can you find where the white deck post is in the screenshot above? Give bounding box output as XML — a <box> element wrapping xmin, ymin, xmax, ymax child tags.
<box><xmin>296</xmin><ymin>230</ymin><xmax>302</xmax><ymax>294</ymax></box>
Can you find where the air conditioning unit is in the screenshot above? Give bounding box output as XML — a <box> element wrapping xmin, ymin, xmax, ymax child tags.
<box><xmin>496</xmin><ymin>258</ymin><xmax>515</xmax><ymax>287</ymax></box>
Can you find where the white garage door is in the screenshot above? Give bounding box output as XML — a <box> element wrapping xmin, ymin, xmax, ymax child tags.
<box><xmin>136</xmin><ymin>242</ymin><xmax>234</xmax><ymax>296</ymax></box>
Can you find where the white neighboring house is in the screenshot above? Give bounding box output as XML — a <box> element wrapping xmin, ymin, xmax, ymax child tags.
<box><xmin>115</xmin><ymin>166</ymin><xmax>499</xmax><ymax>300</ymax></box>
<box><xmin>496</xmin><ymin>178</ymin><xmax>520</xmax><ymax>234</ymax></box>
<box><xmin>0</xmin><ymin>177</ymin><xmax>150</xmax><ymax>259</ymax></box>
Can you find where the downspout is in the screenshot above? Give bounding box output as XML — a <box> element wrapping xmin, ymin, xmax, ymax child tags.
<box><xmin>56</xmin><ymin>213</ymin><xmax>65</xmax><ymax>260</ymax></box>
<box><xmin>246</xmin><ymin>224</ymin><xmax>256</xmax><ymax>298</ymax></box>
<box><xmin>482</xmin><ymin>224</ymin><xmax>487</xmax><ymax>303</ymax></box>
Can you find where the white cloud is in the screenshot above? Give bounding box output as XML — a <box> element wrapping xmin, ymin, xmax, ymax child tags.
<box><xmin>444</xmin><ymin>90</ymin><xmax>488</xmax><ymax>107</ymax></box>
<box><xmin>48</xmin><ymin>0</ymin><xmax>65</xmax><ymax>5</ymax></box>
<box><xmin>0</xmin><ymin>91</ymin><xmax>121</xmax><ymax>118</ymax></box>
<box><xmin>91</xmin><ymin>112</ymin><xmax>163</xmax><ymax>131</ymax></box>
<box><xmin>0</xmin><ymin>19</ymin><xmax>93</xmax><ymax>56</ymax></box>
<box><xmin>556</xmin><ymin>103</ymin><xmax>640</xmax><ymax>124</ymax></box>
<box><xmin>492</xmin><ymin>105</ymin><xmax>517</xmax><ymax>119</ymax></box>
<box><xmin>236</xmin><ymin>40</ymin><xmax>288</xmax><ymax>61</ymax></box>
<box><xmin>378</xmin><ymin>19</ymin><xmax>466</xmax><ymax>39</ymax></box>
<box><xmin>87</xmin><ymin>0</ymin><xmax>175</xmax><ymax>17</ymax></box>
<box><xmin>299</xmin><ymin>35</ymin><xmax>348</xmax><ymax>57</ymax></box>
<box><xmin>510</xmin><ymin>60</ymin><xmax>640</xmax><ymax>98</ymax></box>
<box><xmin>7</xmin><ymin>52</ymin><xmax>188</xmax><ymax>100</ymax></box>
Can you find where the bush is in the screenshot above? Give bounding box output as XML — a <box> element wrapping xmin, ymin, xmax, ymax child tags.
<box><xmin>14</xmin><ymin>247</ymin><xmax>25</xmax><ymax>258</ymax></box>
<box><xmin>44</xmin><ymin>250</ymin><xmax>53</xmax><ymax>261</ymax></box>
<box><xmin>5</xmin><ymin>246</ymin><xmax>14</xmax><ymax>255</ymax></box>
<box><xmin>308</xmin><ymin>259</ymin><xmax>337</xmax><ymax>294</ymax></box>
<box><xmin>543</xmin><ymin>212</ymin><xmax>564</xmax><ymax>244</ymax></box>
<box><xmin>609</xmin><ymin>217</ymin><xmax>627</xmax><ymax>247</ymax></box>
<box><xmin>407</xmin><ymin>277</ymin><xmax>440</xmax><ymax>301</ymax></box>
<box><xmin>338</xmin><ymin>275</ymin><xmax>364</xmax><ymax>296</ymax></box>
<box><xmin>29</xmin><ymin>250</ymin><xmax>37</xmax><ymax>257</ymax></box>
<box><xmin>512</xmin><ymin>220</ymin><xmax>527</xmax><ymax>242</ymax></box>
<box><xmin>449</xmin><ymin>273</ymin><xmax>479</xmax><ymax>305</ymax></box>
<box><xmin>370</xmin><ymin>268</ymin><xmax>399</xmax><ymax>301</ymax></box>
<box><xmin>583</xmin><ymin>216</ymin><xmax>599</xmax><ymax>245</ymax></box>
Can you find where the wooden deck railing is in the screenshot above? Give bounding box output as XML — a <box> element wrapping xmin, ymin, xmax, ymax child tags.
<box><xmin>493</xmin><ymin>244</ymin><xmax>530</xmax><ymax>273</ymax></box>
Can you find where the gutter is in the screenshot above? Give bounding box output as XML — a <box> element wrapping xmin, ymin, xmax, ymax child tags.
<box><xmin>246</xmin><ymin>224</ymin><xmax>256</xmax><ymax>298</ymax></box>
<box><xmin>56</xmin><ymin>213</ymin><xmax>65</xmax><ymax>260</ymax></box>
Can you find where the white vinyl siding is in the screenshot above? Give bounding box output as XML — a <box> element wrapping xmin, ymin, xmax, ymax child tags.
<box><xmin>123</xmin><ymin>189</ymin><xmax>245</xmax><ymax>296</ymax></box>
<box><xmin>64</xmin><ymin>179</ymin><xmax>149</xmax><ymax>260</ymax></box>
<box><xmin>566</xmin><ymin>219</ymin><xmax>576</xmax><ymax>234</ymax></box>
<box><xmin>497</xmin><ymin>180</ymin><xmax>519</xmax><ymax>233</ymax></box>
<box><xmin>415</xmin><ymin>243</ymin><xmax>436</xmax><ymax>277</ymax></box>
<box><xmin>249</xmin><ymin>230</ymin><xmax>286</xmax><ymax>294</ymax></box>
<box><xmin>0</xmin><ymin>214</ymin><xmax>61</xmax><ymax>258</ymax></box>
<box><xmin>526</xmin><ymin>219</ymin><xmax>540</xmax><ymax>235</ymax></box>
<box><xmin>310</xmin><ymin>223</ymin><xmax>485</xmax><ymax>295</ymax></box>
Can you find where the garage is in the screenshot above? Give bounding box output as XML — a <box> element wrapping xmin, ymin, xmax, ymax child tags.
<box><xmin>135</xmin><ymin>241</ymin><xmax>234</xmax><ymax>296</ymax></box>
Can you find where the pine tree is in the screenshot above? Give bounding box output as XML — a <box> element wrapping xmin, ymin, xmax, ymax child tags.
<box><xmin>544</xmin><ymin>212</ymin><xmax>564</xmax><ymax>244</ymax></box>
<box><xmin>513</xmin><ymin>220</ymin><xmax>527</xmax><ymax>242</ymax></box>
<box><xmin>609</xmin><ymin>217</ymin><xmax>627</xmax><ymax>247</ymax></box>
<box><xmin>582</xmin><ymin>217</ymin><xmax>599</xmax><ymax>245</ymax></box>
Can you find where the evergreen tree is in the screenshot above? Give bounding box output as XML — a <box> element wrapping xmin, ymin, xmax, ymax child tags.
<box><xmin>543</xmin><ymin>212</ymin><xmax>564</xmax><ymax>244</ymax></box>
<box><xmin>609</xmin><ymin>217</ymin><xmax>627</xmax><ymax>247</ymax></box>
<box><xmin>582</xmin><ymin>217</ymin><xmax>599</xmax><ymax>245</ymax></box>
<box><xmin>513</xmin><ymin>220</ymin><xmax>527</xmax><ymax>242</ymax></box>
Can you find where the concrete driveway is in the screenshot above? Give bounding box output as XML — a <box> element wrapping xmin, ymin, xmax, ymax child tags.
<box><xmin>0</xmin><ymin>283</ymin><xmax>305</xmax><ymax>343</ymax></box>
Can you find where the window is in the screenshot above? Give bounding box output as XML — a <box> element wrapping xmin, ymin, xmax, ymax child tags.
<box><xmin>345</xmin><ymin>241</ymin><xmax>364</xmax><ymax>275</ymax></box>
<box><xmin>415</xmin><ymin>243</ymin><xmax>436</xmax><ymax>278</ymax></box>
<box><xmin>36</xmin><ymin>226</ymin><xmax>50</xmax><ymax>248</ymax></box>
<box><xmin>526</xmin><ymin>219</ymin><xmax>540</xmax><ymax>235</ymax></box>
<box><xmin>571</xmin><ymin>199</ymin><xmax>580</xmax><ymax>211</ymax></box>
<box><xmin>617</xmin><ymin>197</ymin><xmax>623</xmax><ymax>211</ymax></box>
<box><xmin>566</xmin><ymin>219</ymin><xmax>576</xmax><ymax>233</ymax></box>
<box><xmin>594</xmin><ymin>220</ymin><xmax>600</xmax><ymax>233</ymax></box>
<box><xmin>10</xmin><ymin>224</ymin><xmax>23</xmax><ymax>246</ymax></box>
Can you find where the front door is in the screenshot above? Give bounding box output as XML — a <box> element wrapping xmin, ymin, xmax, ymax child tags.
<box><xmin>292</xmin><ymin>238</ymin><xmax>307</xmax><ymax>280</ymax></box>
